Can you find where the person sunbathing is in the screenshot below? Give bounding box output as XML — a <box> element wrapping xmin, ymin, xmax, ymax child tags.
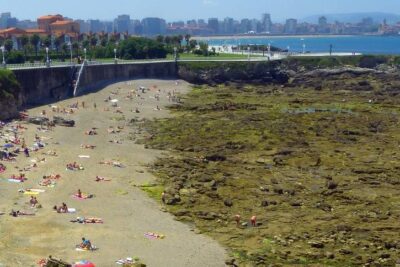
<box><xmin>67</xmin><ymin>162</ymin><xmax>83</xmax><ymax>170</ymax></box>
<box><xmin>81</xmin><ymin>144</ymin><xmax>96</xmax><ymax>149</ymax></box>
<box><xmin>95</xmin><ymin>176</ymin><xmax>111</xmax><ymax>182</ymax></box>
<box><xmin>9</xmin><ymin>210</ymin><xmax>34</xmax><ymax>217</ymax></box>
<box><xmin>71</xmin><ymin>217</ymin><xmax>103</xmax><ymax>224</ymax></box>
<box><xmin>39</xmin><ymin>178</ymin><xmax>54</xmax><ymax>187</ymax></box>
<box><xmin>85</xmin><ymin>129</ymin><xmax>97</xmax><ymax>135</ymax></box>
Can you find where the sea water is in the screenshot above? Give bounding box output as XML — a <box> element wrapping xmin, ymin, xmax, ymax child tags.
<box><xmin>207</xmin><ymin>35</ymin><xmax>400</xmax><ymax>55</ymax></box>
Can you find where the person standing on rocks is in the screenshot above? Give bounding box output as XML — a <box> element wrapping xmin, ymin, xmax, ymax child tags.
<box><xmin>234</xmin><ymin>214</ymin><xmax>241</xmax><ymax>226</ymax></box>
<box><xmin>251</xmin><ymin>215</ymin><xmax>256</xmax><ymax>227</ymax></box>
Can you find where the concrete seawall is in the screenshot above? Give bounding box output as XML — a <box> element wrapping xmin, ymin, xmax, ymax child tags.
<box><xmin>12</xmin><ymin>62</ymin><xmax>177</xmax><ymax>109</ymax></box>
<box><xmin>77</xmin><ymin>62</ymin><xmax>177</xmax><ymax>96</ymax></box>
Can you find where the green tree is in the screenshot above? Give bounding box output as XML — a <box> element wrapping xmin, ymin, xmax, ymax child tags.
<box><xmin>54</xmin><ymin>35</ymin><xmax>64</xmax><ymax>52</ymax></box>
<box><xmin>189</xmin><ymin>39</ymin><xmax>197</xmax><ymax>51</ymax></box>
<box><xmin>20</xmin><ymin>35</ymin><xmax>29</xmax><ymax>57</ymax></box>
<box><xmin>42</xmin><ymin>36</ymin><xmax>51</xmax><ymax>48</ymax></box>
<box><xmin>90</xmin><ymin>36</ymin><xmax>97</xmax><ymax>48</ymax></box>
<box><xmin>72</xmin><ymin>42</ymin><xmax>79</xmax><ymax>56</ymax></box>
<box><xmin>4</xmin><ymin>39</ymin><xmax>13</xmax><ymax>52</ymax></box>
<box><xmin>30</xmin><ymin>34</ymin><xmax>40</xmax><ymax>56</ymax></box>
<box><xmin>156</xmin><ymin>35</ymin><xmax>164</xmax><ymax>43</ymax></box>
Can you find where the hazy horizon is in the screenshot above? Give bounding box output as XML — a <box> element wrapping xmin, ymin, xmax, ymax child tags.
<box><xmin>1</xmin><ymin>0</ymin><xmax>399</xmax><ymax>22</ymax></box>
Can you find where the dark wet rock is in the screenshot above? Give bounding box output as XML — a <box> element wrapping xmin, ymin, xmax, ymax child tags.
<box><xmin>224</xmin><ymin>199</ymin><xmax>233</xmax><ymax>207</ymax></box>
<box><xmin>196</xmin><ymin>211</ymin><xmax>219</xmax><ymax>220</ymax></box>
<box><xmin>309</xmin><ymin>241</ymin><xmax>324</xmax><ymax>248</ymax></box>
<box><xmin>28</xmin><ymin>116</ymin><xmax>49</xmax><ymax>125</ymax></box>
<box><xmin>326</xmin><ymin>180</ymin><xmax>338</xmax><ymax>190</ymax></box>
<box><xmin>273</xmin><ymin>187</ymin><xmax>284</xmax><ymax>195</ymax></box>
<box><xmin>290</xmin><ymin>201</ymin><xmax>303</xmax><ymax>207</ymax></box>
<box><xmin>325</xmin><ymin>252</ymin><xmax>335</xmax><ymax>259</ymax></box>
<box><xmin>379</xmin><ymin>253</ymin><xmax>391</xmax><ymax>259</ymax></box>
<box><xmin>205</xmin><ymin>154</ymin><xmax>226</xmax><ymax>162</ymax></box>
<box><xmin>53</xmin><ymin>116</ymin><xmax>75</xmax><ymax>127</ymax></box>
<box><xmin>173</xmin><ymin>210</ymin><xmax>191</xmax><ymax>216</ymax></box>
<box><xmin>339</xmin><ymin>248</ymin><xmax>353</xmax><ymax>255</ymax></box>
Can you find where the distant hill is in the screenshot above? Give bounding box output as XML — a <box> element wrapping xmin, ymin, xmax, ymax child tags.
<box><xmin>302</xmin><ymin>12</ymin><xmax>400</xmax><ymax>24</ymax></box>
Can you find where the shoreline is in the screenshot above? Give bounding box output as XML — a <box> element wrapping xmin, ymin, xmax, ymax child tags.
<box><xmin>193</xmin><ymin>34</ymin><xmax>388</xmax><ymax>40</ymax></box>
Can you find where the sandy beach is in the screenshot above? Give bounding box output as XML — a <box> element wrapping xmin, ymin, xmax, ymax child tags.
<box><xmin>0</xmin><ymin>79</ymin><xmax>227</xmax><ymax>266</ymax></box>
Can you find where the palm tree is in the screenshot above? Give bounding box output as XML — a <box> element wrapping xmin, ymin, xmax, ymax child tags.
<box><xmin>184</xmin><ymin>34</ymin><xmax>191</xmax><ymax>51</ymax></box>
<box><xmin>30</xmin><ymin>34</ymin><xmax>40</xmax><ymax>56</ymax></box>
<box><xmin>54</xmin><ymin>35</ymin><xmax>64</xmax><ymax>53</ymax></box>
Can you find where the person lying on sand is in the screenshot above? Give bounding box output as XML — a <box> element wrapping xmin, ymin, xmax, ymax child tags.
<box><xmin>109</xmin><ymin>140</ymin><xmax>122</xmax><ymax>144</ymax></box>
<box><xmin>66</xmin><ymin>162</ymin><xmax>84</xmax><ymax>171</ymax></box>
<box><xmin>95</xmin><ymin>176</ymin><xmax>112</xmax><ymax>182</ymax></box>
<box><xmin>70</xmin><ymin>217</ymin><xmax>103</xmax><ymax>224</ymax></box>
<box><xmin>9</xmin><ymin>209</ymin><xmax>35</xmax><ymax>217</ymax></box>
<box><xmin>39</xmin><ymin>178</ymin><xmax>55</xmax><ymax>187</ymax></box>
<box><xmin>99</xmin><ymin>160</ymin><xmax>123</xmax><ymax>167</ymax></box>
<box><xmin>85</xmin><ymin>129</ymin><xmax>97</xmax><ymax>135</ymax></box>
<box><xmin>10</xmin><ymin>173</ymin><xmax>27</xmax><ymax>182</ymax></box>
<box><xmin>80</xmin><ymin>144</ymin><xmax>96</xmax><ymax>149</ymax></box>
<box><xmin>43</xmin><ymin>174</ymin><xmax>61</xmax><ymax>179</ymax></box>
<box><xmin>42</xmin><ymin>150</ymin><xmax>58</xmax><ymax>157</ymax></box>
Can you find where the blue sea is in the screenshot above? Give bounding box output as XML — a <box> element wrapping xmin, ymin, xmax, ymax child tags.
<box><xmin>207</xmin><ymin>35</ymin><xmax>400</xmax><ymax>55</ymax></box>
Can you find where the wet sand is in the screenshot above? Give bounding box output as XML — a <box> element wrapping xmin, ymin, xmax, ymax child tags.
<box><xmin>0</xmin><ymin>79</ymin><xmax>227</xmax><ymax>266</ymax></box>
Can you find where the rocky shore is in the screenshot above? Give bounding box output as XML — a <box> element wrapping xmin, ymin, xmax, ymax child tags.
<box><xmin>142</xmin><ymin>65</ymin><xmax>400</xmax><ymax>266</ymax></box>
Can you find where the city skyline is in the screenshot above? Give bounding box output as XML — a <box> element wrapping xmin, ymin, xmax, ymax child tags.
<box><xmin>1</xmin><ymin>0</ymin><xmax>399</xmax><ymax>22</ymax></box>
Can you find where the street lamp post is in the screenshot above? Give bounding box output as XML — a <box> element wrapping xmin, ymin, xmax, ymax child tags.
<box><xmin>1</xmin><ymin>46</ymin><xmax>5</xmax><ymax>68</ymax></box>
<box><xmin>173</xmin><ymin>47</ymin><xmax>177</xmax><ymax>62</ymax></box>
<box><xmin>84</xmin><ymin>48</ymin><xmax>87</xmax><ymax>62</ymax></box>
<box><xmin>45</xmin><ymin>47</ymin><xmax>50</xmax><ymax>67</ymax></box>
<box><xmin>114</xmin><ymin>48</ymin><xmax>117</xmax><ymax>64</ymax></box>
<box><xmin>247</xmin><ymin>46</ymin><xmax>251</xmax><ymax>61</ymax></box>
<box><xmin>68</xmin><ymin>42</ymin><xmax>72</xmax><ymax>64</ymax></box>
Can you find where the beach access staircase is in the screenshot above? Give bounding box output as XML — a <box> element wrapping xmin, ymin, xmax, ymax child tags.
<box><xmin>73</xmin><ymin>61</ymin><xmax>86</xmax><ymax>97</ymax></box>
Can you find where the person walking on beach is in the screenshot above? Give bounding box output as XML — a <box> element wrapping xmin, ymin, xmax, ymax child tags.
<box><xmin>24</xmin><ymin>147</ymin><xmax>29</xmax><ymax>157</ymax></box>
<box><xmin>161</xmin><ymin>191</ymin><xmax>166</xmax><ymax>204</ymax></box>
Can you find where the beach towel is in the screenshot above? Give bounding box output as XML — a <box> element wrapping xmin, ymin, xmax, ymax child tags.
<box><xmin>8</xmin><ymin>178</ymin><xmax>24</xmax><ymax>183</ymax></box>
<box><xmin>144</xmin><ymin>232</ymin><xmax>165</xmax><ymax>239</ymax></box>
<box><xmin>73</xmin><ymin>260</ymin><xmax>96</xmax><ymax>267</ymax></box>
<box><xmin>75</xmin><ymin>245</ymin><xmax>97</xmax><ymax>252</ymax></box>
<box><xmin>68</xmin><ymin>208</ymin><xmax>76</xmax><ymax>213</ymax></box>
<box><xmin>19</xmin><ymin>189</ymin><xmax>45</xmax><ymax>195</ymax></box>
<box><xmin>79</xmin><ymin>155</ymin><xmax>90</xmax><ymax>158</ymax></box>
<box><xmin>116</xmin><ymin>258</ymin><xmax>135</xmax><ymax>265</ymax></box>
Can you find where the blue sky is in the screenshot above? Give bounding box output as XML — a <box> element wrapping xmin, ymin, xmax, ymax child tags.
<box><xmin>1</xmin><ymin>0</ymin><xmax>399</xmax><ymax>21</ymax></box>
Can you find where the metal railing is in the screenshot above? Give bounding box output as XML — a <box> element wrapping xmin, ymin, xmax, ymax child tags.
<box><xmin>4</xmin><ymin>57</ymin><xmax>276</xmax><ymax>70</ymax></box>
